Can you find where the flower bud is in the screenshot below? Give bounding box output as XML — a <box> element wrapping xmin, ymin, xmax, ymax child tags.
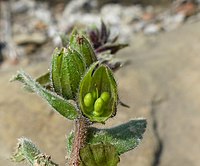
<box><xmin>51</xmin><ymin>47</ymin><xmax>86</xmax><ymax>99</ymax></box>
<box><xmin>70</xmin><ymin>30</ymin><xmax>97</xmax><ymax>68</ymax></box>
<box><xmin>78</xmin><ymin>62</ymin><xmax>118</xmax><ymax>123</ymax></box>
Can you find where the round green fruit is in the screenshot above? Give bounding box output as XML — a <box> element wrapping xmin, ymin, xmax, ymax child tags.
<box><xmin>84</xmin><ymin>93</ymin><xmax>94</xmax><ymax>107</ymax></box>
<box><xmin>93</xmin><ymin>98</ymin><xmax>105</xmax><ymax>116</ymax></box>
<box><xmin>100</xmin><ymin>92</ymin><xmax>110</xmax><ymax>103</ymax></box>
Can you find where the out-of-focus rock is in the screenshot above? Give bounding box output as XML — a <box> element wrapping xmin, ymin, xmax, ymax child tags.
<box><xmin>30</xmin><ymin>3</ymin><xmax>52</xmax><ymax>25</ymax></box>
<box><xmin>133</xmin><ymin>21</ymin><xmax>146</xmax><ymax>32</ymax></box>
<box><xmin>162</xmin><ymin>13</ymin><xmax>185</xmax><ymax>31</ymax></box>
<box><xmin>59</xmin><ymin>0</ymin><xmax>98</xmax><ymax>31</ymax></box>
<box><xmin>143</xmin><ymin>23</ymin><xmax>161</xmax><ymax>34</ymax></box>
<box><xmin>98</xmin><ymin>0</ymin><xmax>172</xmax><ymax>6</ymax></box>
<box><xmin>101</xmin><ymin>4</ymin><xmax>122</xmax><ymax>25</ymax></box>
<box><xmin>142</xmin><ymin>12</ymin><xmax>155</xmax><ymax>21</ymax></box>
<box><xmin>122</xmin><ymin>5</ymin><xmax>143</xmax><ymax>23</ymax></box>
<box><xmin>11</xmin><ymin>0</ymin><xmax>35</xmax><ymax>13</ymax></box>
<box><xmin>13</xmin><ymin>33</ymin><xmax>47</xmax><ymax>45</ymax></box>
<box><xmin>175</xmin><ymin>1</ymin><xmax>197</xmax><ymax>17</ymax></box>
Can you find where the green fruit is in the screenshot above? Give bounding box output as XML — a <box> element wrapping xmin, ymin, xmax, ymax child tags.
<box><xmin>84</xmin><ymin>93</ymin><xmax>94</xmax><ymax>107</ymax></box>
<box><xmin>100</xmin><ymin>92</ymin><xmax>110</xmax><ymax>103</ymax></box>
<box><xmin>78</xmin><ymin>62</ymin><xmax>118</xmax><ymax>123</ymax></box>
<box><xmin>93</xmin><ymin>98</ymin><xmax>104</xmax><ymax>116</ymax></box>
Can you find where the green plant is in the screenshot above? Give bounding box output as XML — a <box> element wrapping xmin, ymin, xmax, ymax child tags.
<box><xmin>11</xmin><ymin>23</ymin><xmax>146</xmax><ymax>166</ymax></box>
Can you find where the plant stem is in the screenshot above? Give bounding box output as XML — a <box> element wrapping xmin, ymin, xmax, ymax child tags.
<box><xmin>69</xmin><ymin>116</ymin><xmax>89</xmax><ymax>166</ymax></box>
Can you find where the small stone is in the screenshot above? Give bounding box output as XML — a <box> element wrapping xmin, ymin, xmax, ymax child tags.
<box><xmin>133</xmin><ymin>21</ymin><xmax>146</xmax><ymax>32</ymax></box>
<box><xmin>162</xmin><ymin>13</ymin><xmax>185</xmax><ymax>31</ymax></box>
<box><xmin>14</xmin><ymin>33</ymin><xmax>47</xmax><ymax>45</ymax></box>
<box><xmin>11</xmin><ymin>0</ymin><xmax>35</xmax><ymax>13</ymax></box>
<box><xmin>142</xmin><ymin>12</ymin><xmax>155</xmax><ymax>21</ymax></box>
<box><xmin>143</xmin><ymin>23</ymin><xmax>161</xmax><ymax>35</ymax></box>
<box><xmin>101</xmin><ymin>4</ymin><xmax>122</xmax><ymax>25</ymax></box>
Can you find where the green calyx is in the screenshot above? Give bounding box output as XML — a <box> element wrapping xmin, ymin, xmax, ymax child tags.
<box><xmin>70</xmin><ymin>29</ymin><xmax>97</xmax><ymax>68</ymax></box>
<box><xmin>51</xmin><ymin>47</ymin><xmax>86</xmax><ymax>99</ymax></box>
<box><xmin>79</xmin><ymin>62</ymin><xmax>118</xmax><ymax>123</ymax></box>
<box><xmin>50</xmin><ymin>30</ymin><xmax>98</xmax><ymax>100</ymax></box>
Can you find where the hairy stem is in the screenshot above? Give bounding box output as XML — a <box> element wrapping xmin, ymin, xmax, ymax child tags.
<box><xmin>69</xmin><ymin>116</ymin><xmax>89</xmax><ymax>166</ymax></box>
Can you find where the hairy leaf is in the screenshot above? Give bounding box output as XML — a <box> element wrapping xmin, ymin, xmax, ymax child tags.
<box><xmin>12</xmin><ymin>138</ymin><xmax>58</xmax><ymax>166</ymax></box>
<box><xmin>86</xmin><ymin>119</ymin><xmax>147</xmax><ymax>154</ymax></box>
<box><xmin>12</xmin><ymin>138</ymin><xmax>40</xmax><ymax>164</ymax></box>
<box><xmin>11</xmin><ymin>70</ymin><xmax>78</xmax><ymax>120</ymax></box>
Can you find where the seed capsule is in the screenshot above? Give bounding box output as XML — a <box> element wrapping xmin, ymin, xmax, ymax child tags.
<box><xmin>100</xmin><ymin>92</ymin><xmax>110</xmax><ymax>103</ymax></box>
<box><xmin>78</xmin><ymin>62</ymin><xmax>118</xmax><ymax>123</ymax></box>
<box><xmin>93</xmin><ymin>98</ymin><xmax>105</xmax><ymax>116</ymax></box>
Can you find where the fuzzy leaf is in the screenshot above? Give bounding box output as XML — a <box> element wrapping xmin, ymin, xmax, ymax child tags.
<box><xmin>23</xmin><ymin>72</ymin><xmax>50</xmax><ymax>92</ymax></box>
<box><xmin>12</xmin><ymin>138</ymin><xmax>58</xmax><ymax>166</ymax></box>
<box><xmin>86</xmin><ymin>119</ymin><xmax>147</xmax><ymax>154</ymax></box>
<box><xmin>11</xmin><ymin>70</ymin><xmax>78</xmax><ymax>120</ymax></box>
<box><xmin>80</xmin><ymin>143</ymin><xmax>119</xmax><ymax>166</ymax></box>
<box><xmin>12</xmin><ymin>138</ymin><xmax>40</xmax><ymax>164</ymax></box>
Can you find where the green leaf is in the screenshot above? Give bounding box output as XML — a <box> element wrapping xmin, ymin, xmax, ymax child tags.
<box><xmin>11</xmin><ymin>70</ymin><xmax>78</xmax><ymax>120</ymax></box>
<box><xmin>86</xmin><ymin>119</ymin><xmax>147</xmax><ymax>155</ymax></box>
<box><xmin>23</xmin><ymin>72</ymin><xmax>50</xmax><ymax>92</ymax></box>
<box><xmin>12</xmin><ymin>138</ymin><xmax>40</xmax><ymax>164</ymax></box>
<box><xmin>80</xmin><ymin>143</ymin><xmax>120</xmax><ymax>166</ymax></box>
<box><xmin>78</xmin><ymin>62</ymin><xmax>118</xmax><ymax>123</ymax></box>
<box><xmin>70</xmin><ymin>29</ymin><xmax>97</xmax><ymax>67</ymax></box>
<box><xmin>12</xmin><ymin>138</ymin><xmax>58</xmax><ymax>166</ymax></box>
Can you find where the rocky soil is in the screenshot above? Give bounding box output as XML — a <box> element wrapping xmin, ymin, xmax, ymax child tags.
<box><xmin>0</xmin><ymin>19</ymin><xmax>200</xmax><ymax>166</ymax></box>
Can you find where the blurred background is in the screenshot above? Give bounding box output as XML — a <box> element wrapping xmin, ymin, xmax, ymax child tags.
<box><xmin>0</xmin><ymin>0</ymin><xmax>200</xmax><ymax>166</ymax></box>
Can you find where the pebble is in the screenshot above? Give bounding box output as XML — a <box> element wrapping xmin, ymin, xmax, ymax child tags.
<box><xmin>13</xmin><ymin>33</ymin><xmax>47</xmax><ymax>45</ymax></box>
<box><xmin>143</xmin><ymin>23</ymin><xmax>161</xmax><ymax>35</ymax></box>
<box><xmin>162</xmin><ymin>13</ymin><xmax>185</xmax><ymax>31</ymax></box>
